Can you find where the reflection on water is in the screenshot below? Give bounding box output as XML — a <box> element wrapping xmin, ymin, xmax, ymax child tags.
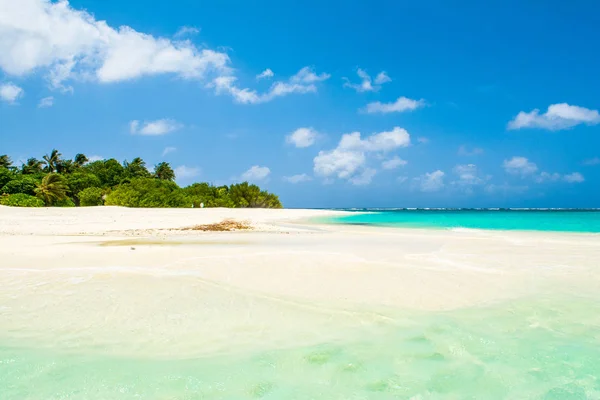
<box><xmin>2</xmin><ymin>282</ymin><xmax>600</xmax><ymax>399</ymax></box>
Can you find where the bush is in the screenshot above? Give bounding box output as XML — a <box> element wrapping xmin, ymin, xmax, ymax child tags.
<box><xmin>79</xmin><ymin>187</ymin><xmax>104</xmax><ymax>206</ymax></box>
<box><xmin>0</xmin><ymin>168</ymin><xmax>15</xmax><ymax>189</ymax></box>
<box><xmin>104</xmin><ymin>178</ymin><xmax>190</xmax><ymax>208</ymax></box>
<box><xmin>0</xmin><ymin>193</ymin><xmax>45</xmax><ymax>207</ymax></box>
<box><xmin>53</xmin><ymin>197</ymin><xmax>76</xmax><ymax>207</ymax></box>
<box><xmin>1</xmin><ymin>176</ymin><xmax>38</xmax><ymax>196</ymax></box>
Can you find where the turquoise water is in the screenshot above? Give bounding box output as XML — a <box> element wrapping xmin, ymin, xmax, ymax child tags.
<box><xmin>2</xmin><ymin>295</ymin><xmax>600</xmax><ymax>399</ymax></box>
<box><xmin>325</xmin><ymin>210</ymin><xmax>600</xmax><ymax>233</ymax></box>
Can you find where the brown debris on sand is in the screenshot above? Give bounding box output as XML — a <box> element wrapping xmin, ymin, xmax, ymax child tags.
<box><xmin>180</xmin><ymin>219</ymin><xmax>253</xmax><ymax>232</ymax></box>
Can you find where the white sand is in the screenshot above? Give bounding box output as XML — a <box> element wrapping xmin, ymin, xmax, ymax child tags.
<box><xmin>1</xmin><ymin>206</ymin><xmax>599</xmax><ymax>356</ymax></box>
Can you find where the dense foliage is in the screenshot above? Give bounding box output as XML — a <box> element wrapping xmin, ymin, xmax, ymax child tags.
<box><xmin>0</xmin><ymin>151</ymin><xmax>282</xmax><ymax>208</ymax></box>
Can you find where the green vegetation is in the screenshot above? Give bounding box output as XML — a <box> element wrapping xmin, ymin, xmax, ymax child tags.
<box><xmin>0</xmin><ymin>150</ymin><xmax>282</xmax><ymax>208</ymax></box>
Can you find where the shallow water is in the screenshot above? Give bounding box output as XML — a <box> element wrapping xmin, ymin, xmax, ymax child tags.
<box><xmin>2</xmin><ymin>287</ymin><xmax>600</xmax><ymax>399</ymax></box>
<box><xmin>324</xmin><ymin>210</ymin><xmax>600</xmax><ymax>233</ymax></box>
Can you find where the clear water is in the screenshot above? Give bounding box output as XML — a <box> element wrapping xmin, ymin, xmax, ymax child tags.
<box><xmin>324</xmin><ymin>209</ymin><xmax>600</xmax><ymax>233</ymax></box>
<box><xmin>1</xmin><ymin>294</ymin><xmax>600</xmax><ymax>399</ymax></box>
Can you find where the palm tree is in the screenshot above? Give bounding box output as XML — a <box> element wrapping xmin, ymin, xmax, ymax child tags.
<box><xmin>0</xmin><ymin>154</ymin><xmax>12</xmax><ymax>169</ymax></box>
<box><xmin>35</xmin><ymin>173</ymin><xmax>68</xmax><ymax>205</ymax></box>
<box><xmin>73</xmin><ymin>153</ymin><xmax>89</xmax><ymax>167</ymax></box>
<box><xmin>154</xmin><ymin>162</ymin><xmax>175</xmax><ymax>181</ymax></box>
<box><xmin>21</xmin><ymin>158</ymin><xmax>43</xmax><ymax>174</ymax></box>
<box><xmin>124</xmin><ymin>157</ymin><xmax>150</xmax><ymax>178</ymax></box>
<box><xmin>43</xmin><ymin>149</ymin><xmax>62</xmax><ymax>173</ymax></box>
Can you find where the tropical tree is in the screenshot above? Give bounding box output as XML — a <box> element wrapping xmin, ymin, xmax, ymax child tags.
<box><xmin>43</xmin><ymin>149</ymin><xmax>62</xmax><ymax>173</ymax></box>
<box><xmin>0</xmin><ymin>155</ymin><xmax>12</xmax><ymax>169</ymax></box>
<box><xmin>229</xmin><ymin>182</ymin><xmax>282</xmax><ymax>208</ymax></box>
<box><xmin>83</xmin><ymin>159</ymin><xmax>126</xmax><ymax>187</ymax></box>
<box><xmin>21</xmin><ymin>158</ymin><xmax>44</xmax><ymax>175</ymax></box>
<box><xmin>154</xmin><ymin>162</ymin><xmax>175</xmax><ymax>181</ymax></box>
<box><xmin>35</xmin><ymin>173</ymin><xmax>68</xmax><ymax>205</ymax></box>
<box><xmin>73</xmin><ymin>153</ymin><xmax>89</xmax><ymax>167</ymax></box>
<box><xmin>56</xmin><ymin>159</ymin><xmax>75</xmax><ymax>174</ymax></box>
<box><xmin>124</xmin><ymin>157</ymin><xmax>151</xmax><ymax>178</ymax></box>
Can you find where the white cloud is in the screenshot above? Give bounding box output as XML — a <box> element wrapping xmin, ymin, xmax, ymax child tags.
<box><xmin>417</xmin><ymin>137</ymin><xmax>430</xmax><ymax>144</ymax></box>
<box><xmin>314</xmin><ymin>127</ymin><xmax>410</xmax><ymax>183</ymax></box>
<box><xmin>162</xmin><ymin>146</ymin><xmax>177</xmax><ymax>156</ymax></box>
<box><xmin>241</xmin><ymin>165</ymin><xmax>270</xmax><ymax>182</ymax></box>
<box><xmin>283</xmin><ymin>173</ymin><xmax>312</xmax><ymax>183</ymax></box>
<box><xmin>314</xmin><ymin>148</ymin><xmax>366</xmax><ymax>180</ymax></box>
<box><xmin>0</xmin><ymin>83</ymin><xmax>24</xmax><ymax>103</ymax></box>
<box><xmin>0</xmin><ymin>0</ymin><xmax>230</xmax><ymax>90</ymax></box>
<box><xmin>343</xmin><ymin>68</ymin><xmax>390</xmax><ymax>92</ymax></box>
<box><xmin>381</xmin><ymin>156</ymin><xmax>407</xmax><ymax>170</ymax></box>
<box><xmin>291</xmin><ymin>66</ymin><xmax>330</xmax><ymax>83</ymax></box>
<box><xmin>458</xmin><ymin>145</ymin><xmax>484</xmax><ymax>156</ymax></box>
<box><xmin>374</xmin><ymin>71</ymin><xmax>391</xmax><ymax>85</ymax></box>
<box><xmin>564</xmin><ymin>172</ymin><xmax>584</xmax><ymax>183</ymax></box>
<box><xmin>363</xmin><ymin>96</ymin><xmax>425</xmax><ymax>114</ymax></box>
<box><xmin>415</xmin><ymin>170</ymin><xmax>445</xmax><ymax>192</ymax></box>
<box><xmin>174</xmin><ymin>26</ymin><xmax>200</xmax><ymax>38</ymax></box>
<box><xmin>508</xmin><ymin>103</ymin><xmax>600</xmax><ymax>131</ymax></box>
<box><xmin>397</xmin><ymin>176</ymin><xmax>408</xmax><ymax>184</ymax></box>
<box><xmin>286</xmin><ymin>127</ymin><xmax>317</xmax><ymax>148</ymax></box>
<box><xmin>503</xmin><ymin>156</ymin><xmax>538</xmax><ymax>175</ymax></box>
<box><xmin>256</xmin><ymin>68</ymin><xmax>274</xmax><ymax>80</ymax></box>
<box><xmin>452</xmin><ymin>164</ymin><xmax>488</xmax><ymax>186</ymax></box>
<box><xmin>87</xmin><ymin>155</ymin><xmax>103</xmax><ymax>162</ymax></box>
<box><xmin>583</xmin><ymin>157</ymin><xmax>600</xmax><ymax>166</ymax></box>
<box><xmin>349</xmin><ymin>168</ymin><xmax>376</xmax><ymax>186</ymax></box>
<box><xmin>212</xmin><ymin>66</ymin><xmax>327</xmax><ymax>104</ymax></box>
<box><xmin>534</xmin><ymin>172</ymin><xmax>561</xmax><ymax>183</ymax></box>
<box><xmin>174</xmin><ymin>165</ymin><xmax>200</xmax><ymax>180</ymax></box>
<box><xmin>130</xmin><ymin>119</ymin><xmax>183</xmax><ymax>135</ymax></box>
<box><xmin>38</xmin><ymin>96</ymin><xmax>54</xmax><ymax>108</ymax></box>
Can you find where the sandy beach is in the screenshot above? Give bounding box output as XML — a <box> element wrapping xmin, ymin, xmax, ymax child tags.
<box><xmin>2</xmin><ymin>206</ymin><xmax>600</xmax><ymax>397</ymax></box>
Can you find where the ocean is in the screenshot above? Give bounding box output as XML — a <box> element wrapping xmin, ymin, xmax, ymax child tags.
<box><xmin>322</xmin><ymin>209</ymin><xmax>600</xmax><ymax>233</ymax></box>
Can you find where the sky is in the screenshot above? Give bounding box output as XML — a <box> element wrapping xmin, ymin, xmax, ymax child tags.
<box><xmin>1</xmin><ymin>0</ymin><xmax>599</xmax><ymax>208</ymax></box>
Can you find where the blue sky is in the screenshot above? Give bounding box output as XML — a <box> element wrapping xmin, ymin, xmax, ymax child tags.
<box><xmin>1</xmin><ymin>0</ymin><xmax>599</xmax><ymax>208</ymax></box>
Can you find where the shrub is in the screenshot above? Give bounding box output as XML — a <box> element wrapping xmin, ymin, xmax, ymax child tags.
<box><xmin>1</xmin><ymin>176</ymin><xmax>39</xmax><ymax>196</ymax></box>
<box><xmin>79</xmin><ymin>187</ymin><xmax>104</xmax><ymax>206</ymax></box>
<box><xmin>53</xmin><ymin>197</ymin><xmax>76</xmax><ymax>207</ymax></box>
<box><xmin>0</xmin><ymin>193</ymin><xmax>45</xmax><ymax>207</ymax></box>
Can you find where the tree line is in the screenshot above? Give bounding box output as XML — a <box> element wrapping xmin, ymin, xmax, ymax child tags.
<box><xmin>0</xmin><ymin>152</ymin><xmax>282</xmax><ymax>208</ymax></box>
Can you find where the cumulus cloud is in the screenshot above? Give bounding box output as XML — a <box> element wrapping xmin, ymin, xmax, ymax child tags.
<box><xmin>363</xmin><ymin>96</ymin><xmax>425</xmax><ymax>114</ymax></box>
<box><xmin>0</xmin><ymin>83</ymin><xmax>24</xmax><ymax>103</ymax></box>
<box><xmin>503</xmin><ymin>157</ymin><xmax>584</xmax><ymax>184</ymax></box>
<box><xmin>415</xmin><ymin>170</ymin><xmax>445</xmax><ymax>192</ymax></box>
<box><xmin>162</xmin><ymin>146</ymin><xmax>176</xmax><ymax>156</ymax></box>
<box><xmin>212</xmin><ymin>66</ymin><xmax>328</xmax><ymax>104</ymax></box>
<box><xmin>343</xmin><ymin>68</ymin><xmax>391</xmax><ymax>92</ymax></box>
<box><xmin>508</xmin><ymin>103</ymin><xmax>600</xmax><ymax>131</ymax></box>
<box><xmin>241</xmin><ymin>165</ymin><xmax>270</xmax><ymax>181</ymax></box>
<box><xmin>583</xmin><ymin>157</ymin><xmax>600</xmax><ymax>166</ymax></box>
<box><xmin>349</xmin><ymin>168</ymin><xmax>376</xmax><ymax>185</ymax></box>
<box><xmin>174</xmin><ymin>165</ymin><xmax>200</xmax><ymax>180</ymax></box>
<box><xmin>381</xmin><ymin>156</ymin><xmax>407</xmax><ymax>170</ymax></box>
<box><xmin>563</xmin><ymin>172</ymin><xmax>584</xmax><ymax>183</ymax></box>
<box><xmin>256</xmin><ymin>68</ymin><xmax>274</xmax><ymax>80</ymax></box>
<box><xmin>286</xmin><ymin>127</ymin><xmax>317</xmax><ymax>148</ymax></box>
<box><xmin>38</xmin><ymin>96</ymin><xmax>54</xmax><ymax>108</ymax></box>
<box><xmin>374</xmin><ymin>71</ymin><xmax>391</xmax><ymax>85</ymax></box>
<box><xmin>503</xmin><ymin>156</ymin><xmax>538</xmax><ymax>175</ymax></box>
<box><xmin>458</xmin><ymin>145</ymin><xmax>484</xmax><ymax>156</ymax></box>
<box><xmin>130</xmin><ymin>119</ymin><xmax>183</xmax><ymax>135</ymax></box>
<box><xmin>283</xmin><ymin>173</ymin><xmax>312</xmax><ymax>183</ymax></box>
<box><xmin>314</xmin><ymin>127</ymin><xmax>410</xmax><ymax>183</ymax></box>
<box><xmin>452</xmin><ymin>164</ymin><xmax>489</xmax><ymax>188</ymax></box>
<box><xmin>174</xmin><ymin>26</ymin><xmax>200</xmax><ymax>38</ymax></box>
<box><xmin>0</xmin><ymin>0</ymin><xmax>230</xmax><ymax>90</ymax></box>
